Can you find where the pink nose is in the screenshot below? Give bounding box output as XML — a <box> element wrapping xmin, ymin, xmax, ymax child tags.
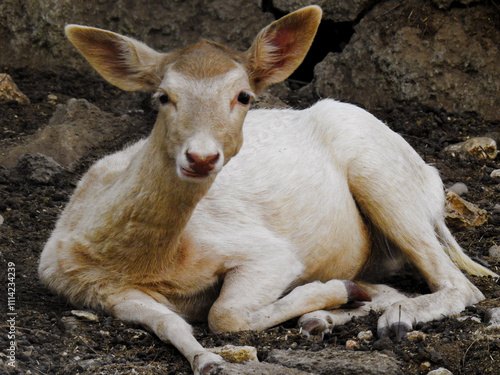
<box><xmin>186</xmin><ymin>152</ymin><xmax>220</xmax><ymax>174</ymax></box>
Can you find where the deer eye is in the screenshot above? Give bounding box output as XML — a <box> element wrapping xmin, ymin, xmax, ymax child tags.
<box><xmin>237</xmin><ymin>91</ymin><xmax>252</xmax><ymax>105</ymax></box>
<box><xmin>158</xmin><ymin>93</ymin><xmax>170</xmax><ymax>105</ymax></box>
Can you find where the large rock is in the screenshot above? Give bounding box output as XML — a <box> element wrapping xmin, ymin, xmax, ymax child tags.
<box><xmin>0</xmin><ymin>98</ymin><xmax>132</xmax><ymax>168</ymax></box>
<box><xmin>313</xmin><ymin>0</ymin><xmax>500</xmax><ymax>120</ymax></box>
<box><xmin>272</xmin><ymin>0</ymin><xmax>378</xmax><ymax>22</ymax></box>
<box><xmin>1</xmin><ymin>0</ymin><xmax>498</xmax><ymax>120</ymax></box>
<box><xmin>266</xmin><ymin>348</ymin><xmax>402</xmax><ymax>375</ymax></box>
<box><xmin>0</xmin><ymin>0</ymin><xmax>272</xmax><ymax>72</ymax></box>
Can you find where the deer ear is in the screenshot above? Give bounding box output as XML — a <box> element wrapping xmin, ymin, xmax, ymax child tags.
<box><xmin>65</xmin><ymin>25</ymin><xmax>163</xmax><ymax>92</ymax></box>
<box><xmin>246</xmin><ymin>6</ymin><xmax>322</xmax><ymax>93</ymax></box>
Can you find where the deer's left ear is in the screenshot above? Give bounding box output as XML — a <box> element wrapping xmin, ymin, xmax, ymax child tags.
<box><xmin>246</xmin><ymin>6</ymin><xmax>322</xmax><ymax>93</ymax></box>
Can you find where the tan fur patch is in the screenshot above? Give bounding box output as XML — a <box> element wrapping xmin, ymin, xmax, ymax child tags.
<box><xmin>167</xmin><ymin>40</ymin><xmax>250</xmax><ymax>80</ymax></box>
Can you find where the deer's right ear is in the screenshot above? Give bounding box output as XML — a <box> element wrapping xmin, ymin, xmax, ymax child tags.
<box><xmin>246</xmin><ymin>6</ymin><xmax>322</xmax><ymax>93</ymax></box>
<box><xmin>65</xmin><ymin>25</ymin><xmax>164</xmax><ymax>92</ymax></box>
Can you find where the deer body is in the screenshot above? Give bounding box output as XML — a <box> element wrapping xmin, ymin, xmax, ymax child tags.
<box><xmin>39</xmin><ymin>6</ymin><xmax>497</xmax><ymax>374</ymax></box>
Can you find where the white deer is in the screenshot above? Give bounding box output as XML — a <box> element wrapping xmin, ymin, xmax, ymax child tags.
<box><xmin>39</xmin><ymin>6</ymin><xmax>497</xmax><ymax>374</ymax></box>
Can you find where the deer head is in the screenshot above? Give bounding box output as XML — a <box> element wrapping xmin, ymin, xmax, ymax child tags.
<box><xmin>65</xmin><ymin>6</ymin><xmax>322</xmax><ymax>182</ymax></box>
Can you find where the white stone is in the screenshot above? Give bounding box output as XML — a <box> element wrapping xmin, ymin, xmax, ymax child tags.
<box><xmin>420</xmin><ymin>361</ymin><xmax>431</xmax><ymax>371</ymax></box>
<box><xmin>428</xmin><ymin>367</ymin><xmax>453</xmax><ymax>375</ymax></box>
<box><xmin>445</xmin><ymin>191</ymin><xmax>488</xmax><ymax>228</ymax></box>
<box><xmin>71</xmin><ymin>310</ymin><xmax>99</xmax><ymax>322</ymax></box>
<box><xmin>443</xmin><ymin>137</ymin><xmax>497</xmax><ymax>160</ymax></box>
<box><xmin>456</xmin><ymin>316</ymin><xmax>481</xmax><ymax>323</ymax></box>
<box><xmin>406</xmin><ymin>330</ymin><xmax>426</xmax><ymax>342</ymax></box>
<box><xmin>357</xmin><ymin>330</ymin><xmax>374</xmax><ymax>341</ymax></box>
<box><xmin>491</xmin><ymin>169</ymin><xmax>500</xmax><ymax>178</ymax></box>
<box><xmin>446</xmin><ymin>182</ymin><xmax>468</xmax><ymax>196</ymax></box>
<box><xmin>485</xmin><ymin>307</ymin><xmax>500</xmax><ymax>327</ymax></box>
<box><xmin>346</xmin><ymin>339</ymin><xmax>360</xmax><ymax>349</ymax></box>
<box><xmin>489</xmin><ymin>245</ymin><xmax>500</xmax><ymax>259</ymax></box>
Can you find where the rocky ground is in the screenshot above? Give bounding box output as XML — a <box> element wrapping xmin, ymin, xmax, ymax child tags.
<box><xmin>0</xmin><ymin>65</ymin><xmax>499</xmax><ymax>375</ymax></box>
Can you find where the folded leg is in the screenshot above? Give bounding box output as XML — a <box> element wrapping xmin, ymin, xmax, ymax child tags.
<box><xmin>208</xmin><ymin>264</ymin><xmax>371</xmax><ymax>333</ymax></box>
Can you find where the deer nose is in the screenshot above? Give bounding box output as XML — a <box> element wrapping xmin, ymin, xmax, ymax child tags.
<box><xmin>186</xmin><ymin>152</ymin><xmax>220</xmax><ymax>174</ymax></box>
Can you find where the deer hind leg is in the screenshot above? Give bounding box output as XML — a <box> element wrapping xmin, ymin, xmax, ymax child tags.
<box><xmin>208</xmin><ymin>262</ymin><xmax>371</xmax><ymax>334</ymax></box>
<box><xmin>108</xmin><ymin>289</ymin><xmax>223</xmax><ymax>375</ymax></box>
<box><xmin>349</xmin><ymin>154</ymin><xmax>485</xmax><ymax>339</ymax></box>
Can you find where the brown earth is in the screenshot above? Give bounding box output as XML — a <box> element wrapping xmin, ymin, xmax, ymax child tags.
<box><xmin>0</xmin><ymin>65</ymin><xmax>499</xmax><ymax>375</ymax></box>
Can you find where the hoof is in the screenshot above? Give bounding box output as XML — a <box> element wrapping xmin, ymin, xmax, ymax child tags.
<box><xmin>344</xmin><ymin>281</ymin><xmax>372</xmax><ymax>303</ymax></box>
<box><xmin>378</xmin><ymin>322</ymin><xmax>412</xmax><ymax>341</ymax></box>
<box><xmin>201</xmin><ymin>362</ymin><xmax>222</xmax><ymax>375</ymax></box>
<box><xmin>300</xmin><ymin>318</ymin><xmax>328</xmax><ymax>338</ymax></box>
<box><xmin>193</xmin><ymin>352</ymin><xmax>224</xmax><ymax>375</ymax></box>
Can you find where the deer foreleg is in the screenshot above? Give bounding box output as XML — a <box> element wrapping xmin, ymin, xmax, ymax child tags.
<box><xmin>108</xmin><ymin>289</ymin><xmax>223</xmax><ymax>375</ymax></box>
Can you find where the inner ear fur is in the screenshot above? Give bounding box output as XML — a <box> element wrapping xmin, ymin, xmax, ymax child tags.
<box><xmin>246</xmin><ymin>6</ymin><xmax>322</xmax><ymax>93</ymax></box>
<box><xmin>65</xmin><ymin>25</ymin><xmax>164</xmax><ymax>92</ymax></box>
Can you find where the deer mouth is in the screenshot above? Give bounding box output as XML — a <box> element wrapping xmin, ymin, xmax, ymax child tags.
<box><xmin>180</xmin><ymin>167</ymin><xmax>211</xmax><ymax>179</ymax></box>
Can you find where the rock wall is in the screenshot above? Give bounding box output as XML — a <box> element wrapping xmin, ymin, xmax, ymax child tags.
<box><xmin>313</xmin><ymin>0</ymin><xmax>500</xmax><ymax>120</ymax></box>
<box><xmin>1</xmin><ymin>0</ymin><xmax>498</xmax><ymax>119</ymax></box>
<box><xmin>0</xmin><ymin>0</ymin><xmax>272</xmax><ymax>71</ymax></box>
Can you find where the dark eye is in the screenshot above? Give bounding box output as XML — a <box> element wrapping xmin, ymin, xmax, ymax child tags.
<box><xmin>237</xmin><ymin>91</ymin><xmax>251</xmax><ymax>105</ymax></box>
<box><xmin>158</xmin><ymin>93</ymin><xmax>169</xmax><ymax>105</ymax></box>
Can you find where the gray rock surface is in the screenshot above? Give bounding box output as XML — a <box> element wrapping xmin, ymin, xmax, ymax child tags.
<box><xmin>313</xmin><ymin>0</ymin><xmax>500</xmax><ymax>120</ymax></box>
<box><xmin>0</xmin><ymin>98</ymin><xmax>134</xmax><ymax>168</ymax></box>
<box><xmin>1</xmin><ymin>0</ymin><xmax>498</xmax><ymax>120</ymax></box>
<box><xmin>484</xmin><ymin>307</ymin><xmax>500</xmax><ymax>328</ymax></box>
<box><xmin>0</xmin><ymin>0</ymin><xmax>272</xmax><ymax>72</ymax></box>
<box><xmin>272</xmin><ymin>0</ymin><xmax>377</xmax><ymax>22</ymax></box>
<box><xmin>266</xmin><ymin>348</ymin><xmax>403</xmax><ymax>375</ymax></box>
<box><xmin>15</xmin><ymin>153</ymin><xmax>62</xmax><ymax>184</ymax></box>
<box><xmin>215</xmin><ymin>361</ymin><xmax>315</xmax><ymax>375</ymax></box>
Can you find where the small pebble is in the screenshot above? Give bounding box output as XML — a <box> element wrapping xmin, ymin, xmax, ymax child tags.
<box><xmin>372</xmin><ymin>337</ymin><xmax>393</xmax><ymax>351</ymax></box>
<box><xmin>446</xmin><ymin>182</ymin><xmax>468</xmax><ymax>196</ymax></box>
<box><xmin>484</xmin><ymin>307</ymin><xmax>500</xmax><ymax>327</ymax></box>
<box><xmin>489</xmin><ymin>245</ymin><xmax>500</xmax><ymax>259</ymax></box>
<box><xmin>420</xmin><ymin>361</ymin><xmax>431</xmax><ymax>371</ymax></box>
<box><xmin>47</xmin><ymin>93</ymin><xmax>58</xmax><ymax>104</ymax></box>
<box><xmin>491</xmin><ymin>169</ymin><xmax>500</xmax><ymax>178</ymax></box>
<box><xmin>61</xmin><ymin>316</ymin><xmax>81</xmax><ymax>331</ymax></box>
<box><xmin>428</xmin><ymin>367</ymin><xmax>453</xmax><ymax>375</ymax></box>
<box><xmin>357</xmin><ymin>330</ymin><xmax>374</xmax><ymax>341</ymax></box>
<box><xmin>443</xmin><ymin>137</ymin><xmax>497</xmax><ymax>160</ymax></box>
<box><xmin>456</xmin><ymin>316</ymin><xmax>481</xmax><ymax>323</ymax></box>
<box><xmin>345</xmin><ymin>339</ymin><xmax>359</xmax><ymax>349</ymax></box>
<box><xmin>71</xmin><ymin>310</ymin><xmax>99</xmax><ymax>322</ymax></box>
<box><xmin>406</xmin><ymin>330</ymin><xmax>427</xmax><ymax>342</ymax></box>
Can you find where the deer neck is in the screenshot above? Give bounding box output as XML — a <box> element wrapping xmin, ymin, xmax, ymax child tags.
<box><xmin>97</xmin><ymin>135</ymin><xmax>213</xmax><ymax>277</ymax></box>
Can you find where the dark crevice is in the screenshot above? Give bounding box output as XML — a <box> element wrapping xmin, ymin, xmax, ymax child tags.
<box><xmin>261</xmin><ymin>0</ymin><xmax>355</xmax><ymax>87</ymax></box>
<box><xmin>289</xmin><ymin>20</ymin><xmax>354</xmax><ymax>85</ymax></box>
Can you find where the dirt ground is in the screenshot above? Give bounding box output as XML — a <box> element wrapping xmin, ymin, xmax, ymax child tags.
<box><xmin>0</xmin><ymin>65</ymin><xmax>499</xmax><ymax>375</ymax></box>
